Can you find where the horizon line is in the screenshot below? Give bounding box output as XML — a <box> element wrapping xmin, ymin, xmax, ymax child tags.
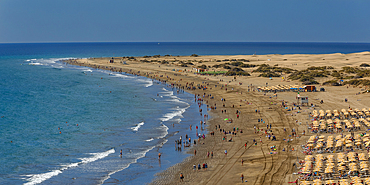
<box><xmin>1</xmin><ymin>41</ymin><xmax>370</xmax><ymax>44</ymax></box>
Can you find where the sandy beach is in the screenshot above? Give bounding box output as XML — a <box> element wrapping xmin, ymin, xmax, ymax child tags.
<box><xmin>64</xmin><ymin>52</ymin><xmax>370</xmax><ymax>185</ymax></box>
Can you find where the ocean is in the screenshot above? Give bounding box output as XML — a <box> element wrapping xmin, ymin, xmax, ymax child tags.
<box><xmin>0</xmin><ymin>42</ymin><xmax>369</xmax><ymax>185</ymax></box>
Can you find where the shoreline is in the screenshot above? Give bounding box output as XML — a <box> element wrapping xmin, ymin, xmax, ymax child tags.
<box><xmin>63</xmin><ymin>52</ymin><xmax>370</xmax><ymax>184</ymax></box>
<box><xmin>102</xmin><ymin>79</ymin><xmax>211</xmax><ymax>185</ymax></box>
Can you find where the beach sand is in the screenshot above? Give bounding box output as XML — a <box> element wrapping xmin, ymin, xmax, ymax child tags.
<box><xmin>64</xmin><ymin>52</ymin><xmax>370</xmax><ymax>184</ymax></box>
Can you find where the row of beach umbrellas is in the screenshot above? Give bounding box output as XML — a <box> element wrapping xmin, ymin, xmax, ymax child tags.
<box><xmin>306</xmin><ymin>134</ymin><xmax>370</xmax><ymax>152</ymax></box>
<box><xmin>312</xmin><ymin>108</ymin><xmax>370</xmax><ymax>119</ymax></box>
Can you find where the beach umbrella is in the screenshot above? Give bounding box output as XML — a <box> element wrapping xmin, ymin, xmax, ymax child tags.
<box><xmin>326</xmin><ymin>180</ymin><xmax>335</xmax><ymax>184</ymax></box>
<box><xmin>365</xmin><ymin>178</ymin><xmax>370</xmax><ymax>184</ymax></box>
<box><xmin>300</xmin><ymin>181</ymin><xmax>310</xmax><ymax>185</ymax></box>
<box><xmin>339</xmin><ymin>179</ymin><xmax>350</xmax><ymax>185</ymax></box>
<box><xmin>338</xmin><ymin>166</ymin><xmax>346</xmax><ymax>171</ymax></box>
<box><xmin>313</xmin><ymin>179</ymin><xmax>322</xmax><ymax>185</ymax></box>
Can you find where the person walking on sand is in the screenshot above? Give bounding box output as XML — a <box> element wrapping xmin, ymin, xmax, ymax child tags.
<box><xmin>180</xmin><ymin>173</ymin><xmax>184</xmax><ymax>182</ymax></box>
<box><xmin>241</xmin><ymin>174</ymin><xmax>244</xmax><ymax>183</ymax></box>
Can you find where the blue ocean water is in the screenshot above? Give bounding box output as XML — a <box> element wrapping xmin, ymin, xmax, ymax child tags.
<box><xmin>1</xmin><ymin>42</ymin><xmax>370</xmax><ymax>59</ymax></box>
<box><xmin>0</xmin><ymin>42</ymin><xmax>370</xmax><ymax>185</ymax></box>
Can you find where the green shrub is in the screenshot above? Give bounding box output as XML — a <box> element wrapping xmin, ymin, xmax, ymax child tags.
<box><xmin>230</xmin><ymin>61</ymin><xmax>244</xmax><ymax>66</ymax></box>
<box><xmin>323</xmin><ymin>80</ymin><xmax>338</xmax><ymax>85</ymax></box>
<box><xmin>199</xmin><ymin>71</ymin><xmax>227</xmax><ymax>75</ymax></box>
<box><xmin>226</xmin><ymin>71</ymin><xmax>250</xmax><ymax>76</ymax></box>
<box><xmin>212</xmin><ymin>64</ymin><xmax>222</xmax><ymax>68</ymax></box>
<box><xmin>240</xmin><ymin>64</ymin><xmax>256</xmax><ymax>68</ymax></box>
<box><xmin>307</xmin><ymin>66</ymin><xmax>334</xmax><ymax>70</ymax></box>
<box><xmin>197</xmin><ymin>64</ymin><xmax>207</xmax><ymax>69</ymax></box>
<box><xmin>253</xmin><ymin>64</ymin><xmax>294</xmax><ymax>74</ymax></box>
<box><xmin>223</xmin><ymin>65</ymin><xmax>231</xmax><ymax>69</ymax></box>
<box><xmin>259</xmin><ymin>72</ymin><xmax>280</xmax><ymax>77</ymax></box>
<box><xmin>331</xmin><ymin>71</ymin><xmax>342</xmax><ymax>78</ymax></box>
<box><xmin>341</xmin><ymin>66</ymin><xmax>359</xmax><ymax>73</ymax></box>
<box><xmin>299</xmin><ymin>75</ymin><xmax>314</xmax><ymax>82</ymax></box>
<box><xmin>343</xmin><ymin>79</ymin><xmax>370</xmax><ymax>86</ymax></box>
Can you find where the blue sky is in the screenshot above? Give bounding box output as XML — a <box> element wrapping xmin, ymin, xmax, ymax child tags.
<box><xmin>0</xmin><ymin>0</ymin><xmax>369</xmax><ymax>43</ymax></box>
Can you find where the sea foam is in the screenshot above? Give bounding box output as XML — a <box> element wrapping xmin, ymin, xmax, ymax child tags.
<box><xmin>99</xmin><ymin>146</ymin><xmax>156</xmax><ymax>185</ymax></box>
<box><xmin>23</xmin><ymin>149</ymin><xmax>115</xmax><ymax>185</ymax></box>
<box><xmin>131</xmin><ymin>121</ymin><xmax>144</xmax><ymax>132</ymax></box>
<box><xmin>145</xmin><ymin>138</ymin><xmax>154</xmax><ymax>142</ymax></box>
<box><xmin>27</xmin><ymin>58</ymin><xmax>74</xmax><ymax>68</ymax></box>
<box><xmin>157</xmin><ymin>124</ymin><xmax>169</xmax><ymax>139</ymax></box>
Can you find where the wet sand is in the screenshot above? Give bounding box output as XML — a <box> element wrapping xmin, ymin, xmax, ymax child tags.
<box><xmin>64</xmin><ymin>52</ymin><xmax>370</xmax><ymax>184</ymax></box>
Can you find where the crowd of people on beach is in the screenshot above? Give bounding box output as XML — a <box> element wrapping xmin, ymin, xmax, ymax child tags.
<box><xmin>64</xmin><ymin>58</ymin><xmax>301</xmax><ymax>184</ymax></box>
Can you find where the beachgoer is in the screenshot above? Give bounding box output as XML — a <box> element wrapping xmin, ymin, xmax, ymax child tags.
<box><xmin>241</xmin><ymin>174</ymin><xmax>244</xmax><ymax>183</ymax></box>
<box><xmin>224</xmin><ymin>150</ymin><xmax>227</xmax><ymax>155</ymax></box>
<box><xmin>180</xmin><ymin>173</ymin><xmax>184</xmax><ymax>182</ymax></box>
<box><xmin>158</xmin><ymin>153</ymin><xmax>161</xmax><ymax>159</ymax></box>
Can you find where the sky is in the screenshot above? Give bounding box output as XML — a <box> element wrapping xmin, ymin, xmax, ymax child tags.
<box><xmin>0</xmin><ymin>0</ymin><xmax>369</xmax><ymax>43</ymax></box>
